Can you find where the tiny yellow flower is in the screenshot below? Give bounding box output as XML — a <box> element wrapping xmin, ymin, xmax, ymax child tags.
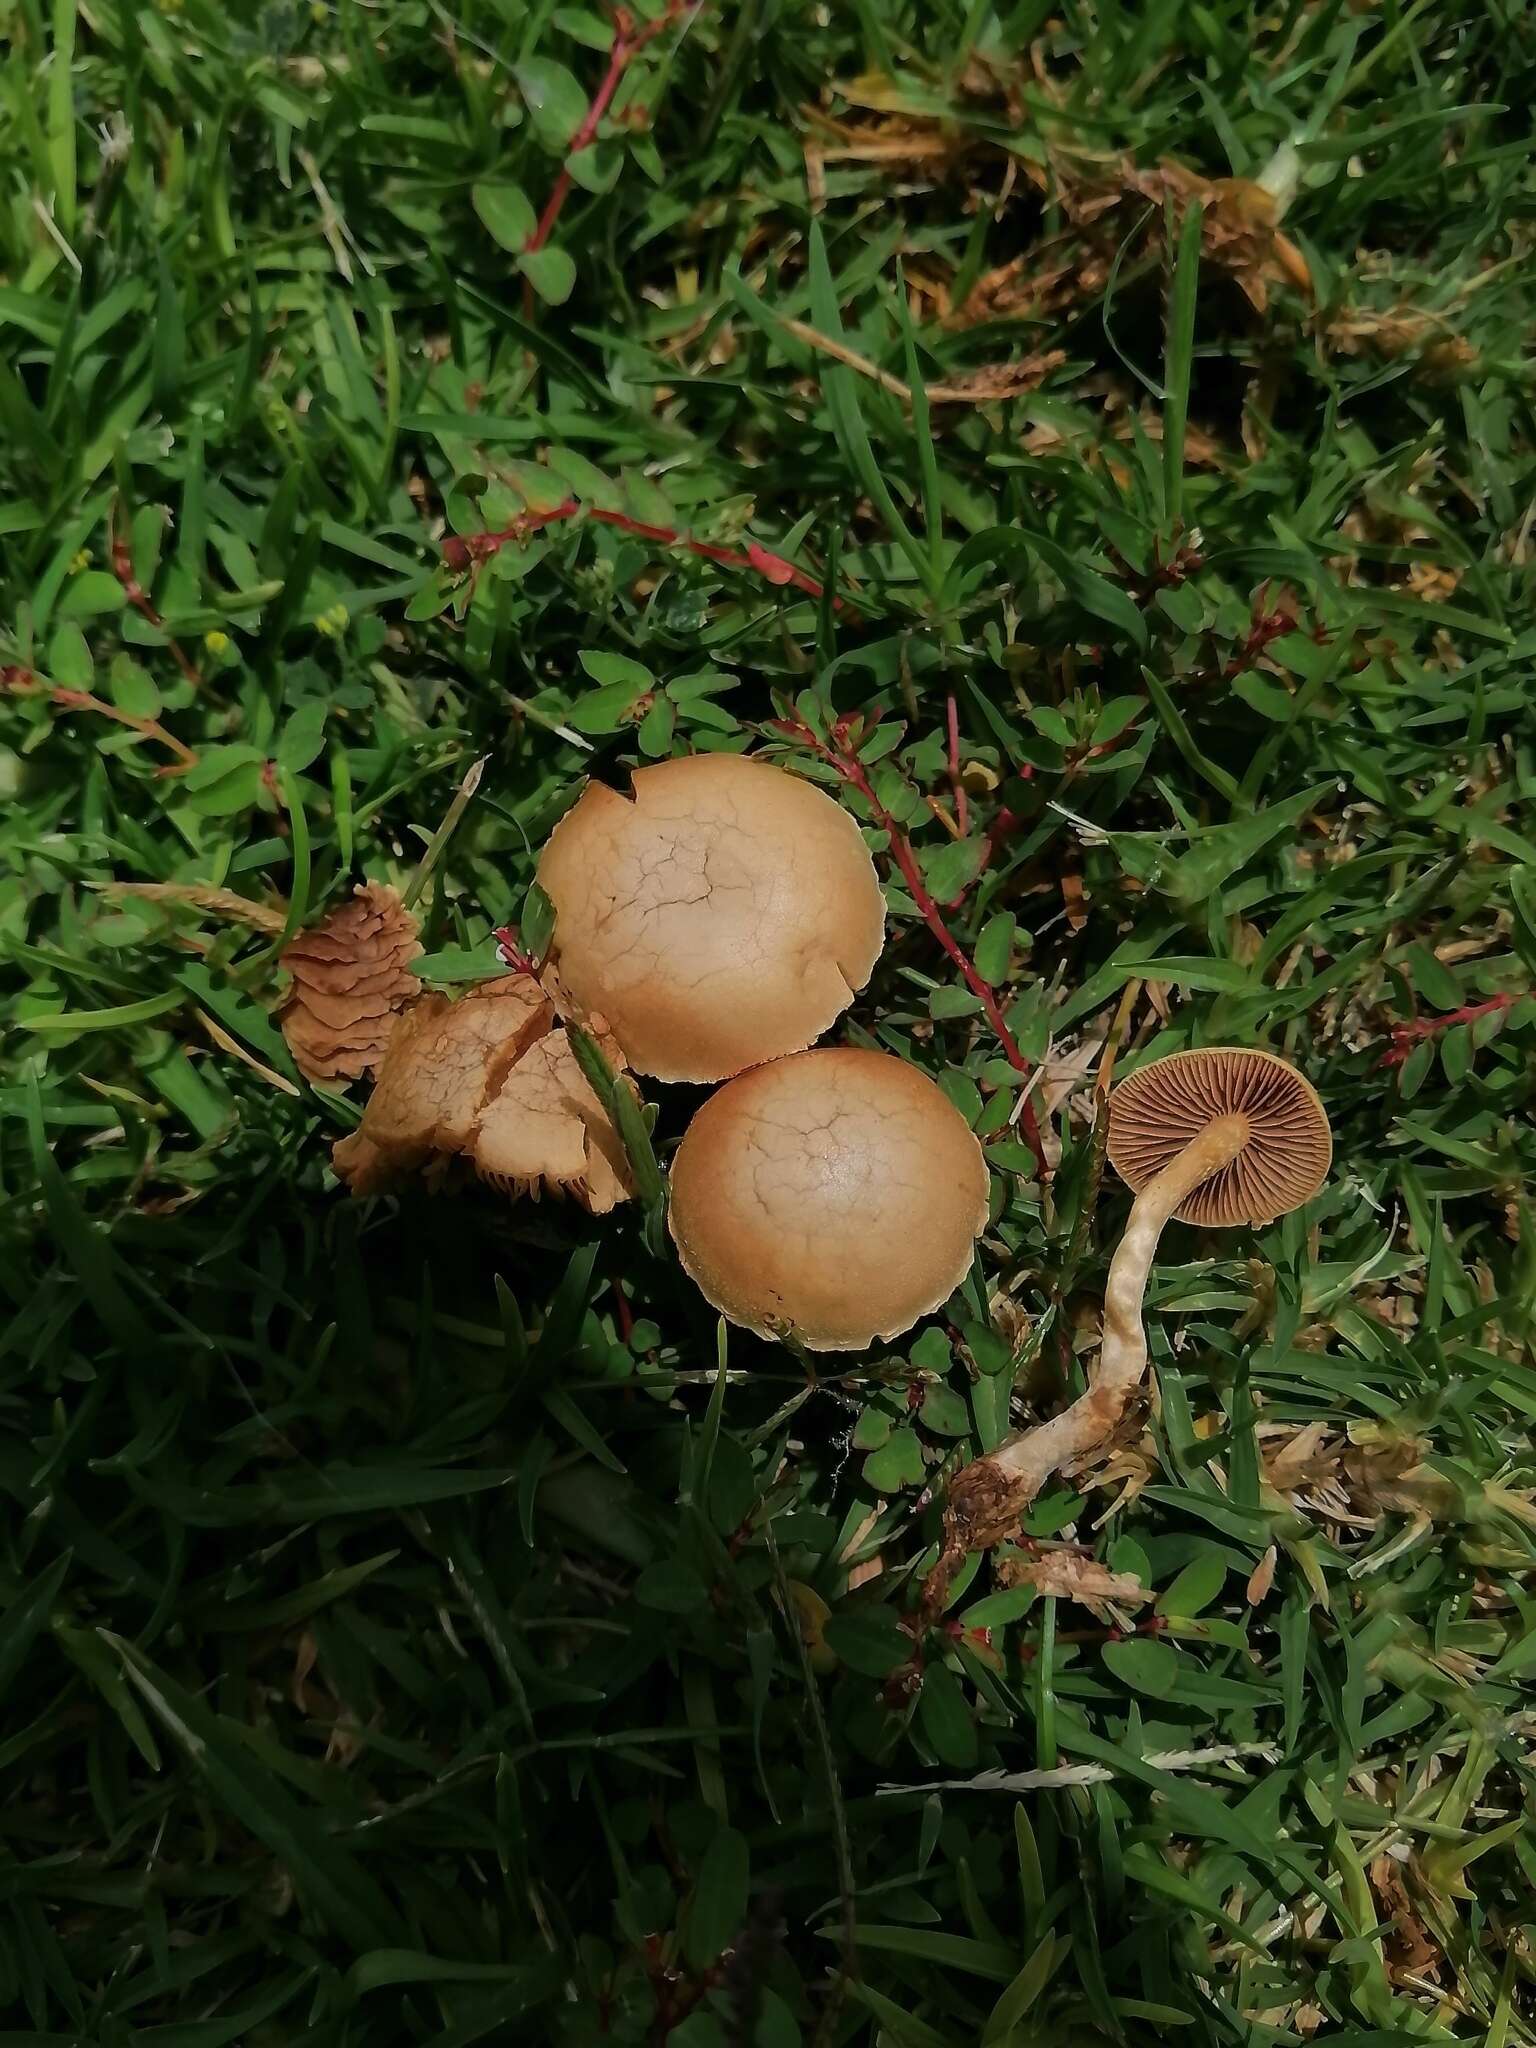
<box><xmin>203</xmin><ymin>630</ymin><xmax>230</xmax><ymax>655</ymax></box>
<box><xmin>68</xmin><ymin>549</ymin><xmax>91</xmax><ymax>575</ymax></box>
<box><xmin>314</xmin><ymin>603</ymin><xmax>349</xmax><ymax>639</ymax></box>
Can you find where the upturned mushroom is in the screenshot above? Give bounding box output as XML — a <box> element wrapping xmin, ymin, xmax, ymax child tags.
<box><xmin>668</xmin><ymin>1047</ymin><xmax>989</xmax><ymax>1351</ymax></box>
<box><xmin>927</xmin><ymin>1046</ymin><xmax>1331</xmax><ymax>1598</ymax></box>
<box><xmin>536</xmin><ymin>753</ymin><xmax>886</xmax><ymax>1083</ymax></box>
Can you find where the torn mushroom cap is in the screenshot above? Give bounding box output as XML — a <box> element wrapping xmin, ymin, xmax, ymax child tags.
<box><xmin>473</xmin><ymin>1025</ymin><xmax>632</xmax><ymax>1215</ymax></box>
<box><xmin>331</xmin><ymin>977</ymin><xmax>551</xmax><ymax>1190</ymax></box>
<box><xmin>536</xmin><ymin>753</ymin><xmax>886</xmax><ymax>1083</ymax></box>
<box><xmin>330</xmin><ymin>976</ymin><xmax>634</xmax><ymax>1214</ymax></box>
<box><xmin>668</xmin><ymin>1047</ymin><xmax>989</xmax><ymax>1352</ymax></box>
<box><xmin>1107</xmin><ymin>1046</ymin><xmax>1331</xmax><ymax>1227</ymax></box>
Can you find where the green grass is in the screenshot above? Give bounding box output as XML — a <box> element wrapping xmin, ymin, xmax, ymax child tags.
<box><xmin>3</xmin><ymin>1</ymin><xmax>1536</xmax><ymax>2042</ymax></box>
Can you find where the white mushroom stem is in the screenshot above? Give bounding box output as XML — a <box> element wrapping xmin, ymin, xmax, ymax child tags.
<box><xmin>928</xmin><ymin>1115</ymin><xmax>1249</xmax><ymax>1587</ymax></box>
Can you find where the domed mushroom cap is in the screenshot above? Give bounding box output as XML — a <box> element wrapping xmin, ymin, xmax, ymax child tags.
<box><xmin>1107</xmin><ymin>1046</ymin><xmax>1331</xmax><ymax>1227</ymax></box>
<box><xmin>537</xmin><ymin>754</ymin><xmax>885</xmax><ymax>1083</ymax></box>
<box><xmin>668</xmin><ymin>1047</ymin><xmax>990</xmax><ymax>1352</ymax></box>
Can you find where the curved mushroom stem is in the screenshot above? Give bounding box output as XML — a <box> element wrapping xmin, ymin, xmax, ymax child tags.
<box><xmin>920</xmin><ymin>1114</ymin><xmax>1249</xmax><ymax>1619</ymax></box>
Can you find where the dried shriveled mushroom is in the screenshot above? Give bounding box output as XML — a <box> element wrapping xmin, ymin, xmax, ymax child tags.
<box><xmin>668</xmin><ymin>1047</ymin><xmax>989</xmax><ymax>1351</ymax></box>
<box><xmin>537</xmin><ymin>754</ymin><xmax>886</xmax><ymax>1082</ymax></box>
<box><xmin>280</xmin><ymin>883</ymin><xmax>422</xmax><ymax>1083</ymax></box>
<box><xmin>330</xmin><ymin>976</ymin><xmax>635</xmax><ymax>1213</ymax></box>
<box><xmin>925</xmin><ymin>1047</ymin><xmax>1330</xmax><ymax>1605</ymax></box>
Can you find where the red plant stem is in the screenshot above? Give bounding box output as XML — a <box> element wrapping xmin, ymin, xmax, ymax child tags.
<box><xmin>2</xmin><ymin>664</ymin><xmax>197</xmax><ymax>772</ymax></box>
<box><xmin>441</xmin><ymin>496</ymin><xmax>834</xmax><ymax>603</ymax></box>
<box><xmin>1379</xmin><ymin>992</ymin><xmax>1521</xmax><ymax>1068</ymax></box>
<box><xmin>945</xmin><ymin>1612</ymin><xmax>1170</xmax><ymax>1660</ymax></box>
<box><xmin>945</xmin><ymin>691</ymin><xmax>969</xmax><ymax>837</ymax></box>
<box><xmin>780</xmin><ymin>718</ymin><xmax>1047</xmax><ymax>1177</ymax></box>
<box><xmin>1030</xmin><ymin>1614</ymin><xmax>1171</xmax><ymax>1657</ymax></box>
<box><xmin>442</xmin><ymin>499</ymin><xmax>580</xmax><ymax>569</ymax></box>
<box><xmin>110</xmin><ymin>529</ymin><xmax>204</xmax><ymax>692</ymax></box>
<box><xmin>948</xmin><ymin>796</ymin><xmax>1032</xmax><ymax>909</ymax></box>
<box><xmin>611</xmin><ymin>1278</ymin><xmax>635</xmax><ymax>1345</ymax></box>
<box><xmin>526</xmin><ymin>0</ymin><xmax>696</xmax><ymax>254</ymax></box>
<box><xmin>491</xmin><ymin>924</ymin><xmax>548</xmax><ymax>978</ymax></box>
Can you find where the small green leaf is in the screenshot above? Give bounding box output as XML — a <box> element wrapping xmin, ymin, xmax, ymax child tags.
<box><xmin>918</xmin><ymin>1662</ymin><xmax>978</xmax><ymax>1768</ymax></box>
<box><xmin>515</xmin><ymin>58</ymin><xmax>590</xmax><ymax>152</ymax></box>
<box><xmin>1404</xmin><ymin>942</ymin><xmax>1464</xmax><ymax>1012</ymax></box>
<box><xmin>567</xmin><ymin>680</ymin><xmax>646</xmax><ymax>733</ymax></box>
<box><xmin>47</xmin><ymin>621</ymin><xmax>93</xmax><ymax>687</ymax></box>
<box><xmin>1155</xmin><ymin>1553</ymin><xmax>1227</xmax><ymax>1618</ymax></box>
<box><xmin>278</xmin><ymin>701</ymin><xmax>327</xmax><ymax>773</ymax></box>
<box><xmin>636</xmin><ymin>695</ymin><xmax>675</xmax><ymax>757</ymax></box>
<box><xmin>852</xmin><ymin>1405</ymin><xmax>893</xmax><ymax>1451</ymax></box>
<box><xmin>863</xmin><ymin>1427</ymin><xmax>925</xmax><ymax>1492</ymax></box>
<box><xmin>685</xmin><ymin>1827</ymin><xmax>749</xmax><ymax>1970</ymax></box>
<box><xmin>909</xmin><ymin>1327</ymin><xmax>952</xmax><ymax>1372</ymax></box>
<box><xmin>505</xmin><ymin>891</ymin><xmax>549</xmax><ymax>972</ymax></box>
<box><xmin>108</xmin><ymin>656</ymin><xmax>160</xmax><ymax>720</ymax></box>
<box><xmin>930</xmin><ymin>985</ymin><xmax>985</xmax><ymax>1019</ymax></box>
<box><xmin>1101</xmin><ymin>1636</ymin><xmax>1181</xmax><ymax>1697</ymax></box>
<box><xmin>472</xmin><ymin>181</ymin><xmax>536</xmax><ymax>251</ymax></box>
<box><xmin>579</xmin><ymin>650</ymin><xmax>653</xmax><ymax>689</ymax></box>
<box><xmin>567</xmin><ymin>140</ymin><xmax>623</xmax><ymax>196</ymax></box>
<box><xmin>1030</xmin><ymin>534</ymin><xmax>1148</xmax><ymax>650</ymax></box>
<box><xmin>181</xmin><ymin>745</ymin><xmax>266</xmax><ymax>818</ymax></box>
<box><xmin>57</xmin><ymin>570</ymin><xmax>127</xmax><ymax>620</ymax></box>
<box><xmin>921</xmin><ymin>837</ymin><xmax>984</xmax><ymax>903</ymax></box>
<box><xmin>973</xmin><ymin>912</ymin><xmax>1016</xmax><ymax>985</ymax></box>
<box><xmin>823</xmin><ymin>1609</ymin><xmax>911</xmax><ymax>1677</ymax></box>
<box><xmin>921</xmin><ymin>1386</ymin><xmax>971</xmax><ymax>1438</ymax></box>
<box><xmin>553</xmin><ymin>6</ymin><xmax>615</xmax><ymax>50</ymax></box>
<box><xmin>518</xmin><ymin>246</ymin><xmax>577</xmax><ymax>305</ymax></box>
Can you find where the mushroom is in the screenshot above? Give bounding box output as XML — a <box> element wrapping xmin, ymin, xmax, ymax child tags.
<box><xmin>667</xmin><ymin>1047</ymin><xmax>989</xmax><ymax>1351</ymax></box>
<box><xmin>925</xmin><ymin>1046</ymin><xmax>1331</xmax><ymax>1602</ymax></box>
<box><xmin>330</xmin><ymin>976</ymin><xmax>635</xmax><ymax>1213</ymax></box>
<box><xmin>537</xmin><ymin>754</ymin><xmax>886</xmax><ymax>1083</ymax></box>
<box><xmin>331</xmin><ymin>978</ymin><xmax>553</xmax><ymax>1191</ymax></box>
<box><xmin>472</xmin><ymin>1024</ymin><xmax>633</xmax><ymax>1214</ymax></box>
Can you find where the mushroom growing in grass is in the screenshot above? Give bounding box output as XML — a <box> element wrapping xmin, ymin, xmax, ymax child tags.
<box><xmin>668</xmin><ymin>1047</ymin><xmax>990</xmax><ymax>1352</ymax></box>
<box><xmin>330</xmin><ymin>977</ymin><xmax>635</xmax><ymax>1214</ymax></box>
<box><xmin>537</xmin><ymin>753</ymin><xmax>886</xmax><ymax>1083</ymax></box>
<box><xmin>926</xmin><ymin>1047</ymin><xmax>1331</xmax><ymax>1602</ymax></box>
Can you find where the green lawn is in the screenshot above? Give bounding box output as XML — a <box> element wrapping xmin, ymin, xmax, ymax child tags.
<box><xmin>3</xmin><ymin>1</ymin><xmax>1535</xmax><ymax>2042</ymax></box>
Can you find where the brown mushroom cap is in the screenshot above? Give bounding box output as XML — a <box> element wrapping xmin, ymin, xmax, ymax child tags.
<box><xmin>668</xmin><ymin>1048</ymin><xmax>990</xmax><ymax>1351</ymax></box>
<box><xmin>537</xmin><ymin>754</ymin><xmax>886</xmax><ymax>1083</ymax></box>
<box><xmin>329</xmin><ymin>978</ymin><xmax>635</xmax><ymax>1213</ymax></box>
<box><xmin>1106</xmin><ymin>1046</ymin><xmax>1331</xmax><ymax>1227</ymax></box>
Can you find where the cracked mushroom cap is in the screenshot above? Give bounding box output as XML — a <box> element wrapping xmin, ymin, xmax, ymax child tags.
<box><xmin>1107</xmin><ymin>1046</ymin><xmax>1332</xmax><ymax>1227</ymax></box>
<box><xmin>536</xmin><ymin>754</ymin><xmax>886</xmax><ymax>1083</ymax></box>
<box><xmin>668</xmin><ymin>1047</ymin><xmax>990</xmax><ymax>1351</ymax></box>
